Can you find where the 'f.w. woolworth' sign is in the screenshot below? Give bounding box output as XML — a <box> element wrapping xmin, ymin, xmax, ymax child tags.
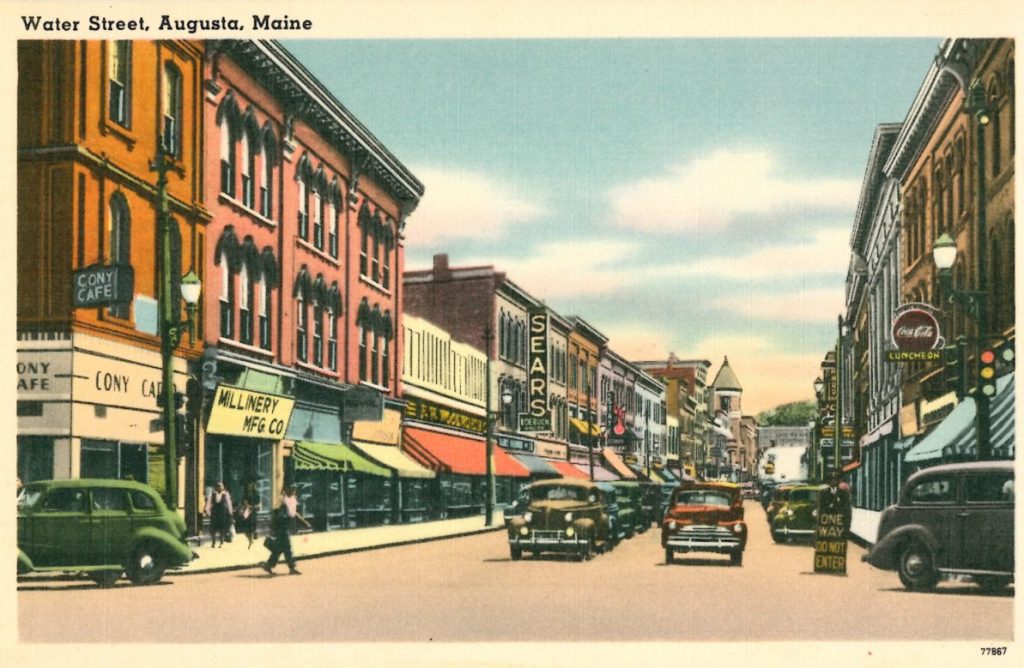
<box><xmin>885</xmin><ymin>303</ymin><xmax>943</xmax><ymax>363</ymax></box>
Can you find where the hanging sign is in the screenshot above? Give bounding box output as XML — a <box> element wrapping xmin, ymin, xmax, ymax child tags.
<box><xmin>73</xmin><ymin>264</ymin><xmax>134</xmax><ymax>308</ymax></box>
<box><xmin>519</xmin><ymin>308</ymin><xmax>551</xmax><ymax>432</ymax></box>
<box><xmin>886</xmin><ymin>304</ymin><xmax>943</xmax><ymax>362</ymax></box>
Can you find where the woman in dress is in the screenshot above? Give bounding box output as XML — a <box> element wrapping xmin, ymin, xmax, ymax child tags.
<box><xmin>205</xmin><ymin>481</ymin><xmax>234</xmax><ymax>548</ymax></box>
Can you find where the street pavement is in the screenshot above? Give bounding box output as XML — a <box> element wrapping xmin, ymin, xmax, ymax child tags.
<box><xmin>18</xmin><ymin>501</ymin><xmax>1012</xmax><ymax>643</ymax></box>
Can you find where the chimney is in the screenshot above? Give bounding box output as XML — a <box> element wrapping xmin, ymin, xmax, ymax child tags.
<box><xmin>433</xmin><ymin>253</ymin><xmax>451</xmax><ymax>280</ymax></box>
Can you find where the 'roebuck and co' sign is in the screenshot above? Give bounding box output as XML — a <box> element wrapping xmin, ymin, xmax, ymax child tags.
<box><xmin>519</xmin><ymin>308</ymin><xmax>551</xmax><ymax>432</ymax></box>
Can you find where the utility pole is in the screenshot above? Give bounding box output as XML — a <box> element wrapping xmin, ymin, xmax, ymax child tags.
<box><xmin>484</xmin><ymin>323</ymin><xmax>495</xmax><ymax>526</ymax></box>
<box><xmin>587</xmin><ymin>354</ymin><xmax>594</xmax><ymax>482</ymax></box>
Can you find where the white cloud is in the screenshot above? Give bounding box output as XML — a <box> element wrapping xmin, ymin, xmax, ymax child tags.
<box><xmin>467</xmin><ymin>238</ymin><xmax>645</xmax><ymax>300</ymax></box>
<box><xmin>405</xmin><ymin>165</ymin><xmax>549</xmax><ymax>246</ymax></box>
<box><xmin>608</xmin><ymin>148</ymin><xmax>859</xmax><ymax>233</ymax></box>
<box><xmin>694</xmin><ymin>335</ymin><xmax>822</xmax><ymax>415</ymax></box>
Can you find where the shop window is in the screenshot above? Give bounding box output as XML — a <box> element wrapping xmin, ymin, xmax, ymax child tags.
<box><xmin>17</xmin><ymin>436</ymin><xmax>54</xmax><ymax>484</ymax></box>
<box><xmin>108</xmin><ymin>41</ymin><xmax>131</xmax><ymax>127</ymax></box>
<box><xmin>81</xmin><ymin>440</ymin><xmax>146</xmax><ymax>482</ymax></box>
<box><xmin>161</xmin><ymin>63</ymin><xmax>182</xmax><ymax>157</ymax></box>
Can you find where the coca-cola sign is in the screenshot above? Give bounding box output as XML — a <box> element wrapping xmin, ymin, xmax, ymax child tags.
<box><xmin>891</xmin><ymin>308</ymin><xmax>940</xmax><ymax>351</ymax></box>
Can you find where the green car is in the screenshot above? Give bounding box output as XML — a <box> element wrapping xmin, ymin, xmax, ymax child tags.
<box><xmin>609</xmin><ymin>481</ymin><xmax>646</xmax><ymax>537</ymax></box>
<box><xmin>770</xmin><ymin>485</ymin><xmax>825</xmax><ymax>543</ymax></box>
<box><xmin>17</xmin><ymin>479</ymin><xmax>196</xmax><ymax>587</ymax></box>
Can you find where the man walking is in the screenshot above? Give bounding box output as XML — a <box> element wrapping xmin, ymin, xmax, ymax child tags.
<box><xmin>262</xmin><ymin>485</ymin><xmax>311</xmax><ymax>576</ymax></box>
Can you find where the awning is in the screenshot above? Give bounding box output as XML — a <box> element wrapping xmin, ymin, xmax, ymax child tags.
<box><xmin>511</xmin><ymin>452</ymin><xmax>560</xmax><ymax>477</ymax></box>
<box><xmin>602</xmin><ymin>448</ymin><xmax>638</xmax><ymax>480</ymax></box>
<box><xmin>549</xmin><ymin>460</ymin><xmax>589</xmax><ymax>479</ymax></box>
<box><xmin>351</xmin><ymin>441</ymin><xmax>436</xmax><ymax>479</ymax></box>
<box><xmin>293</xmin><ymin>441</ymin><xmax>390</xmax><ymax>477</ymax></box>
<box><xmin>941</xmin><ymin>373</ymin><xmax>1015</xmax><ymax>460</ymax></box>
<box><xmin>904</xmin><ymin>397</ymin><xmax>976</xmax><ymax>463</ymax></box>
<box><xmin>659</xmin><ymin>468</ymin><xmax>679</xmax><ymax>483</ymax></box>
<box><xmin>571</xmin><ymin>462</ymin><xmax>619</xmax><ymax>481</ymax></box>
<box><xmin>842</xmin><ymin>460</ymin><xmax>862</xmax><ymax>473</ymax></box>
<box><xmin>286</xmin><ymin>407</ymin><xmax>343</xmax><ymax>443</ymax></box>
<box><xmin>569</xmin><ymin>418</ymin><xmax>602</xmax><ymax>437</ymax></box>
<box><xmin>403</xmin><ymin>427</ymin><xmax>530</xmax><ymax>477</ymax></box>
<box><xmin>642</xmin><ymin>467</ymin><xmax>665</xmax><ymax>483</ymax></box>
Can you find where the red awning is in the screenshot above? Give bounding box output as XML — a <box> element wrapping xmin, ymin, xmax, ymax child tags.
<box><xmin>548</xmin><ymin>460</ymin><xmax>589</xmax><ymax>479</ymax></box>
<box><xmin>403</xmin><ymin>427</ymin><xmax>530</xmax><ymax>477</ymax></box>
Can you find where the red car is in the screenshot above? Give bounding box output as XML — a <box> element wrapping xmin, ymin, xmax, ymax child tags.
<box><xmin>662</xmin><ymin>482</ymin><xmax>747</xmax><ymax>566</ymax></box>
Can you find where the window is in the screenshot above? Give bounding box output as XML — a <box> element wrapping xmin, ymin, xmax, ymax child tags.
<box><xmin>92</xmin><ymin>488</ymin><xmax>128</xmax><ymax>511</ymax></box>
<box><xmin>313</xmin><ymin>192</ymin><xmax>324</xmax><ymax>249</ymax></box>
<box><xmin>241</xmin><ymin>134</ymin><xmax>255</xmax><ymax>208</ymax></box>
<box><xmin>261</xmin><ymin>147</ymin><xmax>273</xmax><ymax>218</ymax></box>
<box><xmin>328</xmin><ymin>200</ymin><xmax>339</xmax><ymax>258</ymax></box>
<box><xmin>371</xmin><ymin>334</ymin><xmax>380</xmax><ymax>385</ymax></box>
<box><xmin>328</xmin><ymin>310</ymin><xmax>338</xmax><ymax>371</ymax></box>
<box><xmin>313</xmin><ymin>303</ymin><xmax>324</xmax><ymax>367</ymax></box>
<box><xmin>239</xmin><ymin>264</ymin><xmax>253</xmax><ymax>345</ymax></box>
<box><xmin>909</xmin><ymin>477</ymin><xmax>955</xmax><ymax>504</ymax></box>
<box><xmin>296</xmin><ymin>298</ymin><xmax>307</xmax><ymax>362</ymax></box>
<box><xmin>41</xmin><ymin>488</ymin><xmax>88</xmax><ymax>513</ymax></box>
<box><xmin>965</xmin><ymin>473</ymin><xmax>1014</xmax><ymax>504</ymax></box>
<box><xmin>382</xmin><ymin>242</ymin><xmax>391</xmax><ymax>289</ymax></box>
<box><xmin>130</xmin><ymin>490</ymin><xmax>157</xmax><ymax>512</ymax></box>
<box><xmin>360</xmin><ymin>222</ymin><xmax>369</xmax><ymax>276</ymax></box>
<box><xmin>359</xmin><ymin>327</ymin><xmax>368</xmax><ymax>381</ymax></box>
<box><xmin>107</xmin><ymin>193</ymin><xmax>132</xmax><ymax>320</ymax></box>
<box><xmin>298</xmin><ymin>179</ymin><xmax>309</xmax><ymax>240</ymax></box>
<box><xmin>259</xmin><ymin>275</ymin><xmax>271</xmax><ymax>350</ymax></box>
<box><xmin>161</xmin><ymin>63</ymin><xmax>182</xmax><ymax>157</ymax></box>
<box><xmin>372</xmin><ymin>235</ymin><xmax>381</xmax><ymax>283</ymax></box>
<box><xmin>219</xmin><ymin>251</ymin><xmax>234</xmax><ymax>338</ymax></box>
<box><xmin>220</xmin><ymin>118</ymin><xmax>234</xmax><ymax>197</ymax></box>
<box><xmin>108</xmin><ymin>41</ymin><xmax>131</xmax><ymax>126</ymax></box>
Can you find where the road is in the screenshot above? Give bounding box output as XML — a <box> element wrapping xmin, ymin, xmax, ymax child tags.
<box><xmin>18</xmin><ymin>502</ymin><xmax>1013</xmax><ymax>642</ymax></box>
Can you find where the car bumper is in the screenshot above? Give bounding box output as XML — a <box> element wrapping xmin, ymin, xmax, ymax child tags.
<box><xmin>775</xmin><ymin>525</ymin><xmax>815</xmax><ymax>536</ymax></box>
<box><xmin>664</xmin><ymin>528</ymin><xmax>743</xmax><ymax>552</ymax></box>
<box><xmin>511</xmin><ymin>530</ymin><xmax>586</xmax><ymax>551</ymax></box>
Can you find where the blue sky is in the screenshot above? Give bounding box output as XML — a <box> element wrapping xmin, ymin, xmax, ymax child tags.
<box><xmin>284</xmin><ymin>38</ymin><xmax>940</xmax><ymax>413</ymax></box>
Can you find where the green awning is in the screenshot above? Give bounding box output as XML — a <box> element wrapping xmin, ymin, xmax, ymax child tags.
<box><xmin>293</xmin><ymin>441</ymin><xmax>389</xmax><ymax>477</ymax></box>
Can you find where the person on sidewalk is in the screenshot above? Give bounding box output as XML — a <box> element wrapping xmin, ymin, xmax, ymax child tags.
<box><xmin>237</xmin><ymin>480</ymin><xmax>260</xmax><ymax>548</ymax></box>
<box><xmin>205</xmin><ymin>481</ymin><xmax>234</xmax><ymax>548</ymax></box>
<box><xmin>262</xmin><ymin>485</ymin><xmax>311</xmax><ymax>576</ymax></box>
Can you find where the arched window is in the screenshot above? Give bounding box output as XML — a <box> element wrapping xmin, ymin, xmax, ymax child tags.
<box><xmin>108</xmin><ymin>193</ymin><xmax>131</xmax><ymax>319</ymax></box>
<box><xmin>359</xmin><ymin>326</ymin><xmax>368</xmax><ymax>382</ymax></box>
<box><xmin>261</xmin><ymin>125</ymin><xmax>276</xmax><ymax>219</ymax></box>
<box><xmin>219</xmin><ymin>117</ymin><xmax>234</xmax><ymax>196</ymax></box>
<box><xmin>238</xmin><ymin>263</ymin><xmax>252</xmax><ymax>345</ymax></box>
<box><xmin>328</xmin><ymin>308</ymin><xmax>338</xmax><ymax>371</ymax></box>
<box><xmin>296</xmin><ymin>297</ymin><xmax>308</xmax><ymax>363</ymax></box>
<box><xmin>313</xmin><ymin>301</ymin><xmax>324</xmax><ymax>367</ymax></box>
<box><xmin>328</xmin><ymin>198</ymin><xmax>338</xmax><ymax>258</ymax></box>
<box><xmin>297</xmin><ymin>177</ymin><xmax>308</xmax><ymax>240</ymax></box>
<box><xmin>259</xmin><ymin>274</ymin><xmax>271</xmax><ymax>350</ymax></box>
<box><xmin>219</xmin><ymin>250</ymin><xmax>234</xmax><ymax>338</ymax></box>
<box><xmin>108</xmin><ymin>41</ymin><xmax>131</xmax><ymax>127</ymax></box>
<box><xmin>313</xmin><ymin>190</ymin><xmax>323</xmax><ymax>250</ymax></box>
<box><xmin>241</xmin><ymin>132</ymin><xmax>255</xmax><ymax>209</ymax></box>
<box><xmin>161</xmin><ymin>63</ymin><xmax>182</xmax><ymax>157</ymax></box>
<box><xmin>371</xmin><ymin>226</ymin><xmax>381</xmax><ymax>283</ymax></box>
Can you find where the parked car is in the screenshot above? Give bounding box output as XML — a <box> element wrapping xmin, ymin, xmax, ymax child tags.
<box><xmin>765</xmin><ymin>484</ymin><xmax>800</xmax><ymax>522</ymax></box>
<box><xmin>864</xmin><ymin>461</ymin><xmax>1014</xmax><ymax>592</ymax></box>
<box><xmin>770</xmin><ymin>485</ymin><xmax>825</xmax><ymax>543</ymax></box>
<box><xmin>662</xmin><ymin>482</ymin><xmax>746</xmax><ymax>565</ymax></box>
<box><xmin>506</xmin><ymin>479</ymin><xmax>616</xmax><ymax>561</ymax></box>
<box><xmin>17</xmin><ymin>478</ymin><xmax>196</xmax><ymax>587</ymax></box>
<box><xmin>595</xmin><ymin>482</ymin><xmax>622</xmax><ymax>547</ymax></box>
<box><xmin>609</xmin><ymin>481</ymin><xmax>646</xmax><ymax>537</ymax></box>
<box><xmin>740</xmin><ymin>482</ymin><xmax>758</xmax><ymax>500</ymax></box>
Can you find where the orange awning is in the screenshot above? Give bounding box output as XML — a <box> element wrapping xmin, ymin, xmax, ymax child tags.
<box><xmin>403</xmin><ymin>427</ymin><xmax>530</xmax><ymax>477</ymax></box>
<box><xmin>842</xmin><ymin>460</ymin><xmax>861</xmax><ymax>474</ymax></box>
<box><xmin>548</xmin><ymin>460</ymin><xmax>589</xmax><ymax>479</ymax></box>
<box><xmin>602</xmin><ymin>448</ymin><xmax>638</xmax><ymax>480</ymax></box>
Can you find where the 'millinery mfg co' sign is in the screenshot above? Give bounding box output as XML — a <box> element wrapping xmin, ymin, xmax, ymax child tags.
<box><xmin>886</xmin><ymin>304</ymin><xmax>943</xmax><ymax>362</ymax></box>
<box><xmin>519</xmin><ymin>308</ymin><xmax>551</xmax><ymax>432</ymax></box>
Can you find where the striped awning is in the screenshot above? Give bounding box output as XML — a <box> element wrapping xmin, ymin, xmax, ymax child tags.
<box><xmin>351</xmin><ymin>441</ymin><xmax>436</xmax><ymax>479</ymax></box>
<box><xmin>571</xmin><ymin>462</ymin><xmax>619</xmax><ymax>481</ymax></box>
<box><xmin>601</xmin><ymin>447</ymin><xmax>638</xmax><ymax>480</ymax></box>
<box><xmin>511</xmin><ymin>452</ymin><xmax>560</xmax><ymax>477</ymax></box>
<box><xmin>569</xmin><ymin>418</ymin><xmax>602</xmax><ymax>437</ymax></box>
<box><xmin>942</xmin><ymin>373</ymin><xmax>1015</xmax><ymax>460</ymax></box>
<box><xmin>549</xmin><ymin>460</ymin><xmax>589</xmax><ymax>479</ymax></box>
<box><xmin>293</xmin><ymin>441</ymin><xmax>389</xmax><ymax>477</ymax></box>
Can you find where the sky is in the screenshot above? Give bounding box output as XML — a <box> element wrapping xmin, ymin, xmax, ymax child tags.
<box><xmin>283</xmin><ymin>38</ymin><xmax>940</xmax><ymax>414</ymax></box>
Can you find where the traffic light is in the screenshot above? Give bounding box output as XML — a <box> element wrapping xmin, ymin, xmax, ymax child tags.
<box><xmin>979</xmin><ymin>348</ymin><xmax>997</xmax><ymax>397</ymax></box>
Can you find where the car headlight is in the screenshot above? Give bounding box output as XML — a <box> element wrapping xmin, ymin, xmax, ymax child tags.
<box><xmin>785</xmin><ymin>509</ymin><xmax>794</xmax><ymax>518</ymax></box>
<box><xmin>668</xmin><ymin>521</ymin><xmax>678</xmax><ymax>531</ymax></box>
<box><xmin>811</xmin><ymin>509</ymin><xmax>818</xmax><ymax>518</ymax></box>
<box><xmin>733</xmin><ymin>524</ymin><xmax>743</xmax><ymax>534</ymax></box>
<box><xmin>523</xmin><ymin>511</ymin><xmax>533</xmax><ymax>523</ymax></box>
<box><xmin>519</xmin><ymin>526</ymin><xmax>529</xmax><ymax>536</ymax></box>
<box><xmin>565</xmin><ymin>527</ymin><xmax>575</xmax><ymax>538</ymax></box>
<box><xmin>564</xmin><ymin>512</ymin><xmax>574</xmax><ymax>523</ymax></box>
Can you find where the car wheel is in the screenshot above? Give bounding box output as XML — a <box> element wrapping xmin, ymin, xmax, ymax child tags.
<box><xmin>730</xmin><ymin>550</ymin><xmax>743</xmax><ymax>566</ymax></box>
<box><xmin>665</xmin><ymin>548</ymin><xmax>674</xmax><ymax>565</ymax></box>
<box><xmin>771</xmin><ymin>528</ymin><xmax>786</xmax><ymax>543</ymax></box>
<box><xmin>509</xmin><ymin>546</ymin><xmax>522</xmax><ymax>561</ymax></box>
<box><xmin>897</xmin><ymin>541</ymin><xmax>939</xmax><ymax>591</ymax></box>
<box><xmin>127</xmin><ymin>543</ymin><xmax>166</xmax><ymax>586</ymax></box>
<box><xmin>976</xmin><ymin>576</ymin><xmax>1011</xmax><ymax>593</ymax></box>
<box><xmin>89</xmin><ymin>570</ymin><xmax>122</xmax><ymax>588</ymax></box>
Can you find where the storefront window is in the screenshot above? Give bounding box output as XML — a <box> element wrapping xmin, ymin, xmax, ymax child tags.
<box><xmin>346</xmin><ymin>474</ymin><xmax>392</xmax><ymax>527</ymax></box>
<box><xmin>205</xmin><ymin>439</ymin><xmax>273</xmax><ymax>517</ymax></box>
<box><xmin>17</xmin><ymin>436</ymin><xmax>54</xmax><ymax>484</ymax></box>
<box><xmin>401</xmin><ymin>479</ymin><xmax>427</xmax><ymax>523</ymax></box>
<box><xmin>80</xmin><ymin>440</ymin><xmax>147</xmax><ymax>482</ymax></box>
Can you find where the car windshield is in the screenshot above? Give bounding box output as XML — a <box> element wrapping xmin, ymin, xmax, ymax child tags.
<box><xmin>789</xmin><ymin>489</ymin><xmax>819</xmax><ymax>503</ymax></box>
<box><xmin>674</xmin><ymin>490</ymin><xmax>732</xmax><ymax>507</ymax></box>
<box><xmin>534</xmin><ymin>486</ymin><xmax>588</xmax><ymax>502</ymax></box>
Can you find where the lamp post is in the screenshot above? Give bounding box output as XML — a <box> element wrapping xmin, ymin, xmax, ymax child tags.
<box><xmin>152</xmin><ymin>147</ymin><xmax>201</xmax><ymax>511</ymax></box>
<box><xmin>813</xmin><ymin>376</ymin><xmax>824</xmax><ymax>482</ymax></box>
<box><xmin>586</xmin><ymin>357</ymin><xmax>595</xmax><ymax>482</ymax></box>
<box><xmin>835</xmin><ymin>316</ymin><xmax>845</xmax><ymax>476</ymax></box>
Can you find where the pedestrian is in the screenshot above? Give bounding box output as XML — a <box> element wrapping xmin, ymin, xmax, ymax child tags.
<box><xmin>205</xmin><ymin>481</ymin><xmax>234</xmax><ymax>548</ymax></box>
<box><xmin>236</xmin><ymin>480</ymin><xmax>260</xmax><ymax>548</ymax></box>
<box><xmin>262</xmin><ymin>485</ymin><xmax>311</xmax><ymax>576</ymax></box>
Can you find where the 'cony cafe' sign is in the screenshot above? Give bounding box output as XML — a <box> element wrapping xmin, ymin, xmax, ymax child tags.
<box><xmin>519</xmin><ymin>308</ymin><xmax>551</xmax><ymax>432</ymax></box>
<box><xmin>73</xmin><ymin>264</ymin><xmax>134</xmax><ymax>308</ymax></box>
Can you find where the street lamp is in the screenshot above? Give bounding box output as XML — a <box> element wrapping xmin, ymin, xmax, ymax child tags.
<box><xmin>152</xmin><ymin>146</ymin><xmax>201</xmax><ymax>511</ymax></box>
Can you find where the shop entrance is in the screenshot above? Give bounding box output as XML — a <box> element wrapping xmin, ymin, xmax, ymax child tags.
<box><xmin>205</xmin><ymin>438</ymin><xmax>273</xmax><ymax>524</ymax></box>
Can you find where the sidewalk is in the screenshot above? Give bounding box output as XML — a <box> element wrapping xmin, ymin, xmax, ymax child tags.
<box><xmin>849</xmin><ymin>507</ymin><xmax>881</xmax><ymax>548</ymax></box>
<box><xmin>179</xmin><ymin>510</ymin><xmax>506</xmax><ymax>574</ymax></box>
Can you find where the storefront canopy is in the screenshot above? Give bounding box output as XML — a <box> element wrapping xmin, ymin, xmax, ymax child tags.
<box><xmin>548</xmin><ymin>460</ymin><xmax>589</xmax><ymax>479</ymax></box>
<box><xmin>511</xmin><ymin>453</ymin><xmax>560</xmax><ymax>477</ymax></box>
<box><xmin>403</xmin><ymin>427</ymin><xmax>530</xmax><ymax>477</ymax></box>
<box><xmin>941</xmin><ymin>373</ymin><xmax>1015</xmax><ymax>460</ymax></box>
<box><xmin>601</xmin><ymin>447</ymin><xmax>638</xmax><ymax>480</ymax></box>
<box><xmin>351</xmin><ymin>441</ymin><xmax>436</xmax><ymax>479</ymax></box>
<box><xmin>293</xmin><ymin>441</ymin><xmax>390</xmax><ymax>477</ymax></box>
<box><xmin>571</xmin><ymin>461</ymin><xmax>619</xmax><ymax>482</ymax></box>
<box><xmin>569</xmin><ymin>418</ymin><xmax>602</xmax><ymax>437</ymax></box>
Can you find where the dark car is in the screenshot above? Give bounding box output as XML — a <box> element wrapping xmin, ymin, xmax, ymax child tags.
<box><xmin>609</xmin><ymin>481</ymin><xmax>646</xmax><ymax>537</ymax></box>
<box><xmin>595</xmin><ymin>482</ymin><xmax>622</xmax><ymax>547</ymax></box>
<box><xmin>507</xmin><ymin>479</ymin><xmax>616</xmax><ymax>561</ymax></box>
<box><xmin>765</xmin><ymin>484</ymin><xmax>800</xmax><ymax>522</ymax></box>
<box><xmin>17</xmin><ymin>478</ymin><xmax>196</xmax><ymax>587</ymax></box>
<box><xmin>864</xmin><ymin>461</ymin><xmax>1014</xmax><ymax>592</ymax></box>
<box><xmin>770</xmin><ymin>485</ymin><xmax>825</xmax><ymax>543</ymax></box>
<box><xmin>662</xmin><ymin>482</ymin><xmax>747</xmax><ymax>566</ymax></box>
